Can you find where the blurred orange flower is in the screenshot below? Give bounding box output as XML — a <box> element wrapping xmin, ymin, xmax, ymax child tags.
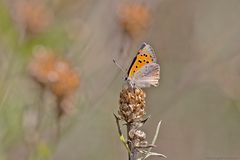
<box><xmin>14</xmin><ymin>0</ymin><xmax>53</xmax><ymax>35</ymax></box>
<box><xmin>29</xmin><ymin>47</ymin><xmax>80</xmax><ymax>116</ymax></box>
<box><xmin>49</xmin><ymin>60</ymin><xmax>80</xmax><ymax>98</ymax></box>
<box><xmin>29</xmin><ymin>48</ymin><xmax>57</xmax><ymax>85</ymax></box>
<box><xmin>118</xmin><ymin>3</ymin><xmax>151</xmax><ymax>39</ymax></box>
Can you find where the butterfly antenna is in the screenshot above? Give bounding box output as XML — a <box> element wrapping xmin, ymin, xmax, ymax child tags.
<box><xmin>113</xmin><ymin>59</ymin><xmax>125</xmax><ymax>73</ymax></box>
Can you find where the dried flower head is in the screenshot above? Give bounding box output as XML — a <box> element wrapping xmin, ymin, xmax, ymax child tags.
<box><xmin>118</xmin><ymin>3</ymin><xmax>151</xmax><ymax>38</ymax></box>
<box><xmin>129</xmin><ymin>129</ymin><xmax>146</xmax><ymax>141</ymax></box>
<box><xmin>50</xmin><ymin>60</ymin><xmax>80</xmax><ymax>98</ymax></box>
<box><xmin>29</xmin><ymin>47</ymin><xmax>80</xmax><ymax>117</ymax></box>
<box><xmin>14</xmin><ymin>0</ymin><xmax>53</xmax><ymax>35</ymax></box>
<box><xmin>129</xmin><ymin>129</ymin><xmax>148</xmax><ymax>147</ymax></box>
<box><xmin>116</xmin><ymin>87</ymin><xmax>166</xmax><ymax>159</ymax></box>
<box><xmin>29</xmin><ymin>48</ymin><xmax>57</xmax><ymax>85</ymax></box>
<box><xmin>118</xmin><ymin>87</ymin><xmax>146</xmax><ymax>123</ymax></box>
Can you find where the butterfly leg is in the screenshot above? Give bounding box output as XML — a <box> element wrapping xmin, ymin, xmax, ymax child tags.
<box><xmin>113</xmin><ymin>113</ymin><xmax>131</xmax><ymax>153</ymax></box>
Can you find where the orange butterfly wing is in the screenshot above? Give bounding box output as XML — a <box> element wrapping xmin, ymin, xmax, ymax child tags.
<box><xmin>127</xmin><ymin>44</ymin><xmax>155</xmax><ymax>78</ymax></box>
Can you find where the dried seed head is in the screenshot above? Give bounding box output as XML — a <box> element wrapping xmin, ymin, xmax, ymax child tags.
<box><xmin>29</xmin><ymin>48</ymin><xmax>57</xmax><ymax>85</ymax></box>
<box><xmin>50</xmin><ymin>60</ymin><xmax>80</xmax><ymax>98</ymax></box>
<box><xmin>135</xmin><ymin>140</ymin><xmax>148</xmax><ymax>148</ymax></box>
<box><xmin>118</xmin><ymin>87</ymin><xmax>146</xmax><ymax>123</ymax></box>
<box><xmin>29</xmin><ymin>47</ymin><xmax>80</xmax><ymax>117</ymax></box>
<box><xmin>14</xmin><ymin>0</ymin><xmax>53</xmax><ymax>35</ymax></box>
<box><xmin>29</xmin><ymin>47</ymin><xmax>80</xmax><ymax>96</ymax></box>
<box><xmin>129</xmin><ymin>129</ymin><xmax>148</xmax><ymax>147</ymax></box>
<box><xmin>129</xmin><ymin>129</ymin><xmax>146</xmax><ymax>141</ymax></box>
<box><xmin>118</xmin><ymin>3</ymin><xmax>151</xmax><ymax>39</ymax></box>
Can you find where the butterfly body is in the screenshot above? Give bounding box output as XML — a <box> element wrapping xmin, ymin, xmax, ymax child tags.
<box><xmin>125</xmin><ymin>43</ymin><xmax>160</xmax><ymax>88</ymax></box>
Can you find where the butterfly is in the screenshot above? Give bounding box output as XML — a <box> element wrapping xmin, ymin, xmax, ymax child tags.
<box><xmin>124</xmin><ymin>42</ymin><xmax>160</xmax><ymax>88</ymax></box>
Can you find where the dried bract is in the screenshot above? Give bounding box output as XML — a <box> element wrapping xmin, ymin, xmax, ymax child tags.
<box><xmin>118</xmin><ymin>3</ymin><xmax>151</xmax><ymax>39</ymax></box>
<box><xmin>118</xmin><ymin>87</ymin><xmax>146</xmax><ymax>123</ymax></box>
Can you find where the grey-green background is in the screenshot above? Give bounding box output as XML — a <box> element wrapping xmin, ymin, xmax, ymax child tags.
<box><xmin>0</xmin><ymin>0</ymin><xmax>240</xmax><ymax>160</ymax></box>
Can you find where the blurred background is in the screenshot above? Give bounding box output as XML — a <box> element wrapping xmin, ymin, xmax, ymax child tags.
<box><xmin>0</xmin><ymin>0</ymin><xmax>240</xmax><ymax>160</ymax></box>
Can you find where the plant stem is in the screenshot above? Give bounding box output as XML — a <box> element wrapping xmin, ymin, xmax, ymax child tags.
<box><xmin>127</xmin><ymin>123</ymin><xmax>138</xmax><ymax>160</ymax></box>
<box><xmin>127</xmin><ymin>124</ymin><xmax>131</xmax><ymax>160</ymax></box>
<box><xmin>36</xmin><ymin>86</ymin><xmax>44</xmax><ymax>131</ymax></box>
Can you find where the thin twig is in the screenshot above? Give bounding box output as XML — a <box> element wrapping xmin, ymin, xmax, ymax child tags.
<box><xmin>0</xmin><ymin>86</ymin><xmax>10</xmax><ymax>110</ymax></box>
<box><xmin>138</xmin><ymin>150</ymin><xmax>167</xmax><ymax>160</ymax></box>
<box><xmin>142</xmin><ymin>120</ymin><xmax>167</xmax><ymax>159</ymax></box>
<box><xmin>114</xmin><ymin>114</ymin><xmax>131</xmax><ymax>154</ymax></box>
<box><xmin>127</xmin><ymin>124</ymin><xmax>137</xmax><ymax>160</ymax></box>
<box><xmin>150</xmin><ymin>121</ymin><xmax>162</xmax><ymax>150</ymax></box>
<box><xmin>35</xmin><ymin>86</ymin><xmax>45</xmax><ymax>131</ymax></box>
